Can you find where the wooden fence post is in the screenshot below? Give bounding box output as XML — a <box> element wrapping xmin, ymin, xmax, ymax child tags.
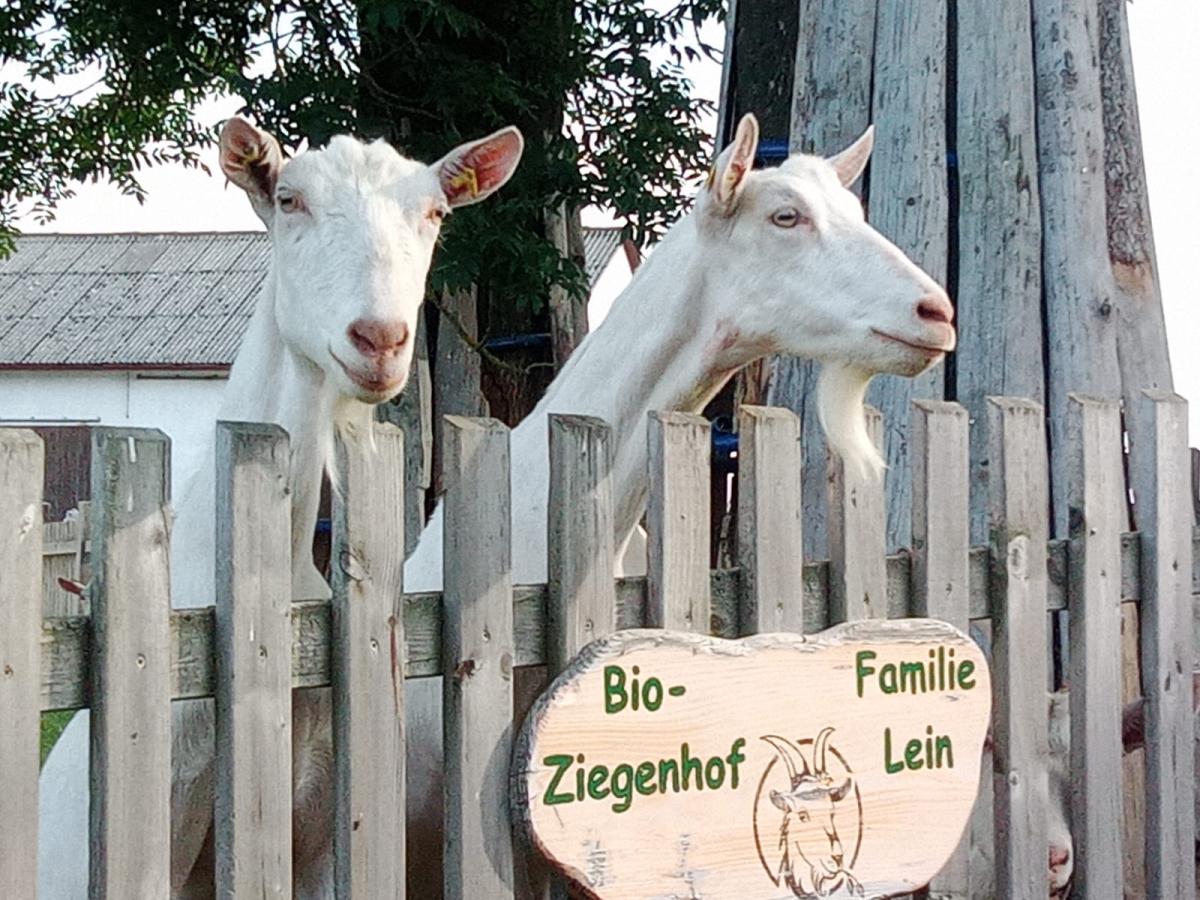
<box><xmin>442</xmin><ymin>416</ymin><xmax>515</xmax><ymax>900</ymax></box>
<box><xmin>0</xmin><ymin>429</ymin><xmax>43</xmax><ymax>898</ymax></box>
<box><xmin>214</xmin><ymin>422</ymin><xmax>293</xmax><ymax>899</ymax></box>
<box><xmin>647</xmin><ymin>412</ymin><xmax>711</xmax><ymax>633</ymax></box>
<box><xmin>828</xmin><ymin>407</ymin><xmax>886</xmax><ymax>623</ymax></box>
<box><xmin>910</xmin><ymin>400</ymin><xmax>970</xmax><ymax>899</ymax></box>
<box><xmin>543</xmin><ymin>414</ymin><xmax>618</xmax><ymax>900</ymax></box>
<box><xmin>88</xmin><ymin>427</ymin><xmax>172</xmax><ymax>899</ymax></box>
<box><xmin>547</xmin><ymin>414</ymin><xmax>617</xmax><ymax>674</ymax></box>
<box><xmin>1130</xmin><ymin>390</ymin><xmax>1196</xmax><ymax>899</ymax></box>
<box><xmin>737</xmin><ymin>405</ymin><xmax>803</xmax><ymax>635</ymax></box>
<box><xmin>987</xmin><ymin>398</ymin><xmax>1050</xmax><ymax>900</ymax></box>
<box><xmin>955</xmin><ymin>1</ymin><xmax>1045</xmax><ymax>548</ymax></box>
<box><xmin>332</xmin><ymin>422</ymin><xmax>407</xmax><ymax>899</ymax></box>
<box><xmin>1065</xmin><ymin>396</ymin><xmax>1125</xmax><ymax>899</ymax></box>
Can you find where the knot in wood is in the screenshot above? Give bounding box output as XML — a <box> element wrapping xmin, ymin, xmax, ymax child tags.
<box><xmin>1006</xmin><ymin>535</ymin><xmax>1029</xmax><ymax>577</ymax></box>
<box><xmin>454</xmin><ymin>658</ymin><xmax>478</xmax><ymax>682</ymax></box>
<box><xmin>339</xmin><ymin>549</ymin><xmax>367</xmax><ymax>583</ymax></box>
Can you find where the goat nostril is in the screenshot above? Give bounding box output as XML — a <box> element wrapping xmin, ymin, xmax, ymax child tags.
<box><xmin>349</xmin><ymin>326</ymin><xmax>377</xmax><ymax>356</ymax></box>
<box><xmin>1049</xmin><ymin>846</ymin><xmax>1071</xmax><ymax>869</ymax></box>
<box><xmin>917</xmin><ymin>294</ymin><xmax>954</xmax><ymax>326</ymax></box>
<box><xmin>348</xmin><ymin>319</ymin><xmax>409</xmax><ymax>357</ymax></box>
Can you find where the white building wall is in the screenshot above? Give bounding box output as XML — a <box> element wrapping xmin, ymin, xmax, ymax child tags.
<box><xmin>0</xmin><ymin>369</ymin><xmax>228</xmax><ymax>501</ymax></box>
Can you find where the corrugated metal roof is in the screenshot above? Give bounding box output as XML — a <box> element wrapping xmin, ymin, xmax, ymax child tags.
<box><xmin>582</xmin><ymin>226</ymin><xmax>624</xmax><ymax>285</ymax></box>
<box><xmin>0</xmin><ymin>228</ymin><xmax>625</xmax><ymax>369</ymax></box>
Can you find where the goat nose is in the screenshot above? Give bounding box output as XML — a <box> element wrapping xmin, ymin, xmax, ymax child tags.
<box><xmin>1049</xmin><ymin>845</ymin><xmax>1071</xmax><ymax>869</ymax></box>
<box><xmin>916</xmin><ymin>291</ymin><xmax>954</xmax><ymax>326</ymax></box>
<box><xmin>348</xmin><ymin>318</ymin><xmax>410</xmax><ymax>357</ymax></box>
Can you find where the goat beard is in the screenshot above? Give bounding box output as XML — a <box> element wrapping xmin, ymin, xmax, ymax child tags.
<box><xmin>816</xmin><ymin>363</ymin><xmax>884</xmax><ymax>482</ymax></box>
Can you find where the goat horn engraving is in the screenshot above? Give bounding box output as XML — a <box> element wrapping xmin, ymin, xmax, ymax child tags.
<box><xmin>760</xmin><ymin>735</ymin><xmax>811</xmax><ymax>782</ymax></box>
<box><xmin>814</xmin><ymin>726</ymin><xmax>835</xmax><ymax>775</ymax></box>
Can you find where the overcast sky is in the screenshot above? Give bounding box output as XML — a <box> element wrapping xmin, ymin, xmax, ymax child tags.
<box><xmin>14</xmin><ymin>5</ymin><xmax>1199</xmax><ymax>434</ymax></box>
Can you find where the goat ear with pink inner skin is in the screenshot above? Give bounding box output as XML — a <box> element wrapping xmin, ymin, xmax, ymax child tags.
<box><xmin>826</xmin><ymin>125</ymin><xmax>875</xmax><ymax>189</ymax></box>
<box><xmin>219</xmin><ymin>117</ymin><xmax>285</xmax><ymax>220</ymax></box>
<box><xmin>436</xmin><ymin>126</ymin><xmax>525</xmax><ymax>208</ymax></box>
<box><xmin>706</xmin><ymin>112</ymin><xmax>759</xmax><ymax>213</ymax></box>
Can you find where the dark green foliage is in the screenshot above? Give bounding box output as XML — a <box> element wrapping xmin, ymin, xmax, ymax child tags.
<box><xmin>0</xmin><ymin>0</ymin><xmax>722</xmax><ymax>308</ymax></box>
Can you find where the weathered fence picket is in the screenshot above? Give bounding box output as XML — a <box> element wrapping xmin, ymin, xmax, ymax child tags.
<box><xmin>829</xmin><ymin>406</ymin><xmax>886</xmax><ymax>622</ymax></box>
<box><xmin>987</xmin><ymin>398</ymin><xmax>1050</xmax><ymax>900</ymax></box>
<box><xmin>1065</xmin><ymin>396</ymin><xmax>1125</xmax><ymax>900</ymax></box>
<box><xmin>647</xmin><ymin>411</ymin><xmax>711</xmax><ymax>632</ymax></box>
<box><xmin>442</xmin><ymin>416</ymin><xmax>515</xmax><ymax>900</ymax></box>
<box><xmin>331</xmin><ymin>422</ymin><xmax>407</xmax><ymax>898</ymax></box>
<box><xmin>547</xmin><ymin>414</ymin><xmax>618</xmax><ymax>674</ymax></box>
<box><xmin>9</xmin><ymin>389</ymin><xmax>1198</xmax><ymax>900</ymax></box>
<box><xmin>214</xmin><ymin>422</ymin><xmax>294</xmax><ymax>899</ymax></box>
<box><xmin>736</xmin><ymin>404</ymin><xmax>804</xmax><ymax>635</ymax></box>
<box><xmin>910</xmin><ymin>400</ymin><xmax>971</xmax><ymax>899</ymax></box>
<box><xmin>1131</xmin><ymin>389</ymin><xmax>1197</xmax><ymax>899</ymax></box>
<box><xmin>87</xmin><ymin>427</ymin><xmax>173</xmax><ymax>899</ymax></box>
<box><xmin>0</xmin><ymin>430</ymin><xmax>43</xmax><ymax>898</ymax></box>
<box><xmin>543</xmin><ymin>414</ymin><xmax>618</xmax><ymax>900</ymax></box>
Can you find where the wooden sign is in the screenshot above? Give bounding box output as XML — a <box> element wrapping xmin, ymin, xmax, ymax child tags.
<box><xmin>512</xmin><ymin>619</ymin><xmax>990</xmax><ymax>899</ymax></box>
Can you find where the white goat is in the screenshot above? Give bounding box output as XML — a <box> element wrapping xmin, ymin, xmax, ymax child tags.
<box><xmin>36</xmin><ymin>115</ymin><xmax>524</xmax><ymax>899</ymax></box>
<box><xmin>402</xmin><ymin>112</ymin><xmax>957</xmax><ymax>896</ymax></box>
<box><xmin>970</xmin><ymin>678</ymin><xmax>1200</xmax><ymax>899</ymax></box>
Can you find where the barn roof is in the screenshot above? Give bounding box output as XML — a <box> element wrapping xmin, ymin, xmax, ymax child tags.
<box><xmin>0</xmin><ymin>228</ymin><xmax>627</xmax><ymax>369</ymax></box>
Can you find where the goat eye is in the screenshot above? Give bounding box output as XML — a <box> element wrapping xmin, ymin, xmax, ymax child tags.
<box><xmin>796</xmin><ymin>810</ymin><xmax>810</xmax><ymax>822</ymax></box>
<box><xmin>277</xmin><ymin>190</ymin><xmax>306</xmax><ymax>214</ymax></box>
<box><xmin>771</xmin><ymin>207</ymin><xmax>809</xmax><ymax>228</ymax></box>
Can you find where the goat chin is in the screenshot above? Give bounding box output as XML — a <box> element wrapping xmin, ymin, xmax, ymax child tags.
<box><xmin>817</xmin><ymin>363</ymin><xmax>884</xmax><ymax>482</ymax></box>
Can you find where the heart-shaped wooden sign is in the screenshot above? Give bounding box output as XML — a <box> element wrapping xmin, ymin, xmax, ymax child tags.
<box><xmin>512</xmin><ymin>619</ymin><xmax>990</xmax><ymax>900</ymax></box>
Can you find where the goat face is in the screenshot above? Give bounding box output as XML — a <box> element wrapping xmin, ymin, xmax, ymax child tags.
<box><xmin>762</xmin><ymin>730</ymin><xmax>862</xmax><ymax>898</ymax></box>
<box><xmin>692</xmin><ymin>113</ymin><xmax>954</xmax><ymax>477</ymax></box>
<box><xmin>696</xmin><ymin>115</ymin><xmax>955</xmax><ymax>380</ymax></box>
<box><xmin>218</xmin><ymin>117</ymin><xmax>523</xmax><ymax>405</ymax></box>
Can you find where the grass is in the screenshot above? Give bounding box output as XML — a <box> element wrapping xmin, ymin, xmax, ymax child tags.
<box><xmin>41</xmin><ymin>711</ymin><xmax>74</xmax><ymax>767</ymax></box>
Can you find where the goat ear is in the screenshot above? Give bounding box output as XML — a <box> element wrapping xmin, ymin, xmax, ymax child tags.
<box><xmin>826</xmin><ymin>125</ymin><xmax>874</xmax><ymax>188</ymax></box>
<box><xmin>219</xmin><ymin>117</ymin><xmax>284</xmax><ymax>216</ymax></box>
<box><xmin>707</xmin><ymin>113</ymin><xmax>759</xmax><ymax>212</ymax></box>
<box><xmin>436</xmin><ymin>126</ymin><xmax>524</xmax><ymax>209</ymax></box>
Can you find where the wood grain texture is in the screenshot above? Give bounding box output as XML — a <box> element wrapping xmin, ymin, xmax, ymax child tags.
<box><xmin>441</xmin><ymin>416</ymin><xmax>515</xmax><ymax>900</ymax></box>
<box><xmin>910</xmin><ymin>401</ymin><xmax>970</xmax><ymax>899</ymax></box>
<box><xmin>646</xmin><ymin>412</ymin><xmax>711</xmax><ymax>632</ymax></box>
<box><xmin>737</xmin><ymin>405</ymin><xmax>803</xmax><ymax>635</ymax></box>
<box><xmin>0</xmin><ymin>430</ymin><xmax>43</xmax><ymax>899</ymax></box>
<box><xmin>1065</xmin><ymin>397</ymin><xmax>1124</xmax><ymax>899</ymax></box>
<box><xmin>433</xmin><ymin>286</ymin><xmax>486</xmax><ymax>497</ymax></box>
<box><xmin>954</xmin><ymin>0</ymin><xmax>1044</xmax><ymax>545</ymax></box>
<box><xmin>214</xmin><ymin>422</ymin><xmax>293</xmax><ymax>899</ymax></box>
<box><xmin>1098</xmin><ymin>0</ymin><xmax>1175</xmax><ymax>433</ymax></box>
<box><xmin>35</xmin><ymin>527</ymin><xmax>1200</xmax><ymax>711</ymax></box>
<box><xmin>543</xmin><ymin>414</ymin><xmax>618</xmax><ymax>899</ymax></box>
<box><xmin>986</xmin><ymin>398</ymin><xmax>1050</xmax><ymax>900</ymax></box>
<box><xmin>1129</xmin><ymin>390</ymin><xmax>1196</xmax><ymax>899</ymax></box>
<box><xmin>331</xmin><ymin>422</ymin><xmax>407</xmax><ymax>899</ymax></box>
<box><xmin>865</xmin><ymin>0</ymin><xmax>948</xmax><ymax>553</ymax></box>
<box><xmin>87</xmin><ymin>428</ymin><xmax>173</xmax><ymax>899</ymax></box>
<box><xmin>513</xmin><ymin>622</ymin><xmax>991</xmax><ymax>900</ymax></box>
<box><xmin>1031</xmin><ymin>0</ymin><xmax>1124</xmax><ymax>540</ymax></box>
<box><xmin>829</xmin><ymin>408</ymin><xmax>886</xmax><ymax>623</ymax></box>
<box><xmin>547</xmin><ymin>415</ymin><xmax>617</xmax><ymax>674</ymax></box>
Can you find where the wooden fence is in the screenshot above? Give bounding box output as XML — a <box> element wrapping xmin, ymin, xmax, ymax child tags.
<box><xmin>1</xmin><ymin>391</ymin><xmax>1196</xmax><ymax>898</ymax></box>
